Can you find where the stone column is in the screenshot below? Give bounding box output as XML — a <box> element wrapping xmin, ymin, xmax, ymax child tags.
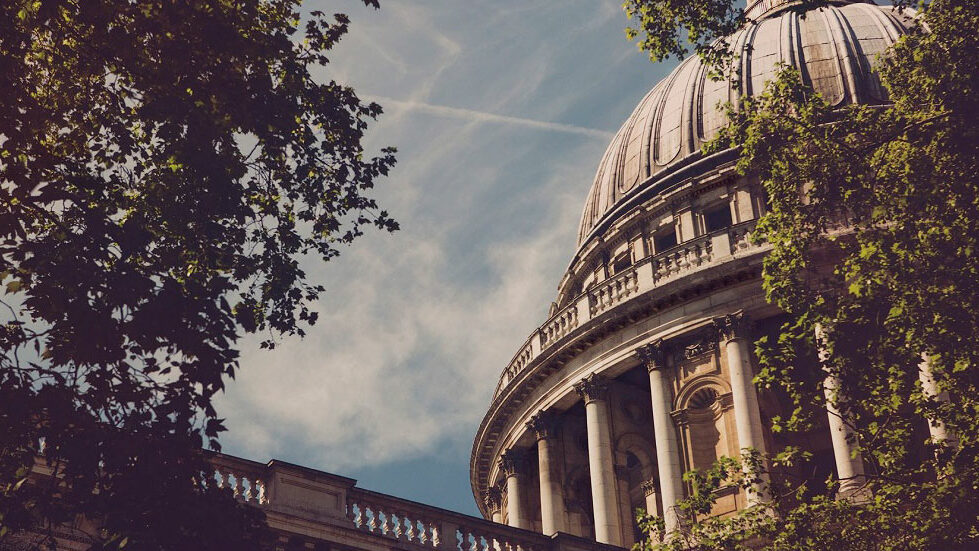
<box><xmin>640</xmin><ymin>479</ymin><xmax>662</xmax><ymax>519</ymax></box>
<box><xmin>484</xmin><ymin>486</ymin><xmax>503</xmax><ymax>524</ymax></box>
<box><xmin>574</xmin><ymin>374</ymin><xmax>623</xmax><ymax>546</ymax></box>
<box><xmin>499</xmin><ymin>448</ymin><xmax>530</xmax><ymax>529</ymax></box>
<box><xmin>919</xmin><ymin>353</ymin><xmax>954</xmax><ymax>445</ymax></box>
<box><xmin>640</xmin><ymin>480</ymin><xmax>662</xmax><ymax>544</ymax></box>
<box><xmin>527</xmin><ymin>411</ymin><xmax>566</xmax><ymax>535</ymax></box>
<box><xmin>614</xmin><ymin>464</ymin><xmax>635</xmax><ymax>547</ymax></box>
<box><xmin>713</xmin><ymin>311</ymin><xmax>770</xmax><ymax>505</ymax></box>
<box><xmin>815</xmin><ymin>324</ymin><xmax>867</xmax><ymax>499</ymax></box>
<box><xmin>636</xmin><ymin>342</ymin><xmax>684</xmax><ymax>537</ymax></box>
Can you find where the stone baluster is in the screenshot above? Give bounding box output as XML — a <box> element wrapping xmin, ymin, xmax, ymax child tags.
<box><xmin>368</xmin><ymin>506</ymin><xmax>381</xmax><ymax>533</ymax></box>
<box><xmin>713</xmin><ymin>311</ymin><xmax>771</xmax><ymax>506</ymax></box>
<box><xmin>815</xmin><ymin>324</ymin><xmax>868</xmax><ymax>500</ymax></box>
<box><xmin>350</xmin><ymin>502</ymin><xmax>363</xmax><ymax>528</ymax></box>
<box><xmin>216</xmin><ymin>469</ymin><xmax>228</xmax><ymax>490</ymax></box>
<box><xmin>526</xmin><ymin>411</ymin><xmax>566</xmax><ymax>535</ymax></box>
<box><xmin>499</xmin><ymin>449</ymin><xmax>530</xmax><ymax>529</ymax></box>
<box><xmin>394</xmin><ymin>511</ymin><xmax>406</xmax><ymax>539</ymax></box>
<box><xmin>574</xmin><ymin>374</ymin><xmax>624</xmax><ymax>546</ymax></box>
<box><xmin>233</xmin><ymin>473</ymin><xmax>244</xmax><ymax>500</ymax></box>
<box><xmin>379</xmin><ymin>508</ymin><xmax>392</xmax><ymax>535</ymax></box>
<box><xmin>406</xmin><ymin>516</ymin><xmax>418</xmax><ymax>542</ymax></box>
<box><xmin>636</xmin><ymin>341</ymin><xmax>685</xmax><ymax>537</ymax></box>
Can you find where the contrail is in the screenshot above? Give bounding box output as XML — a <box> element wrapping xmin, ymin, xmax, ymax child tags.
<box><xmin>366</xmin><ymin>95</ymin><xmax>615</xmax><ymax>140</ymax></box>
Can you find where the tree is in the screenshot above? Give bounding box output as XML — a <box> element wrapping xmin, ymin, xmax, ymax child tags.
<box><xmin>624</xmin><ymin>0</ymin><xmax>979</xmax><ymax>549</ymax></box>
<box><xmin>0</xmin><ymin>1</ymin><xmax>397</xmax><ymax>549</ymax></box>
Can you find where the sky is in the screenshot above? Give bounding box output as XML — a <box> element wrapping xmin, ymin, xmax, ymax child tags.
<box><xmin>215</xmin><ymin>0</ymin><xmax>678</xmax><ymax>516</ymax></box>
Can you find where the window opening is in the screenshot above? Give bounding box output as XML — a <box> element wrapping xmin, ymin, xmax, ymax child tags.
<box><xmin>704</xmin><ymin>203</ymin><xmax>733</xmax><ymax>233</ymax></box>
<box><xmin>611</xmin><ymin>251</ymin><xmax>632</xmax><ymax>275</ymax></box>
<box><xmin>653</xmin><ymin>228</ymin><xmax>678</xmax><ymax>253</ymax></box>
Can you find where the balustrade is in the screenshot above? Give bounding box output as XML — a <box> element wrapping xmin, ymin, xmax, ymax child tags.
<box><xmin>347</xmin><ymin>490</ymin><xmax>547</xmax><ymax>551</ymax></box>
<box><xmin>728</xmin><ymin>222</ymin><xmax>754</xmax><ymax>254</ymax></box>
<box><xmin>496</xmin><ymin>337</ymin><xmax>536</xmax><ymax>396</ymax></box>
<box><xmin>538</xmin><ymin>305</ymin><xmax>578</xmax><ymax>349</ymax></box>
<box><xmin>588</xmin><ymin>266</ymin><xmax>639</xmax><ymax>317</ymax></box>
<box><xmin>492</xmin><ymin>220</ymin><xmax>764</xmax><ymax>401</ymax></box>
<box><xmin>28</xmin><ymin>450</ymin><xmax>622</xmax><ymax>551</ymax></box>
<box><xmin>652</xmin><ymin>235</ymin><xmax>713</xmax><ymax>283</ymax></box>
<box><xmin>210</xmin><ymin>457</ymin><xmax>268</xmax><ymax>505</ymax></box>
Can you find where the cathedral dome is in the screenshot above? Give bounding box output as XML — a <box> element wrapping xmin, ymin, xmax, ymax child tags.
<box><xmin>576</xmin><ymin>0</ymin><xmax>912</xmax><ymax>248</ymax></box>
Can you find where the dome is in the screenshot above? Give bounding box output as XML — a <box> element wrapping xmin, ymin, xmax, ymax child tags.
<box><xmin>576</xmin><ymin>0</ymin><xmax>912</xmax><ymax>248</ymax></box>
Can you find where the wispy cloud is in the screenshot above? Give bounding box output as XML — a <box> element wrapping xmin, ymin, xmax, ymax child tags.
<box><xmin>217</xmin><ymin>0</ymin><xmax>664</xmax><ymax>512</ymax></box>
<box><xmin>368</xmin><ymin>95</ymin><xmax>615</xmax><ymax>140</ymax></box>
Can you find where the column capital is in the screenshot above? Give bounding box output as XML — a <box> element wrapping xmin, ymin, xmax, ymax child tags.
<box><xmin>640</xmin><ymin>479</ymin><xmax>658</xmax><ymax>497</ymax></box>
<box><xmin>499</xmin><ymin>448</ymin><xmax>528</xmax><ymax>477</ymax></box>
<box><xmin>713</xmin><ymin>310</ymin><xmax>753</xmax><ymax>342</ymax></box>
<box><xmin>574</xmin><ymin>373</ymin><xmax>609</xmax><ymax>404</ymax></box>
<box><xmin>526</xmin><ymin>410</ymin><xmax>560</xmax><ymax>441</ymax></box>
<box><xmin>636</xmin><ymin>339</ymin><xmax>667</xmax><ymax>372</ymax></box>
<box><xmin>483</xmin><ymin>486</ymin><xmax>502</xmax><ymax>512</ymax></box>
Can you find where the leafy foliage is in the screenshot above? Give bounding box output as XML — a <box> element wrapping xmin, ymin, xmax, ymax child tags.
<box><xmin>628</xmin><ymin>0</ymin><xmax>979</xmax><ymax>550</ymax></box>
<box><xmin>0</xmin><ymin>0</ymin><xmax>395</xmax><ymax>548</ymax></box>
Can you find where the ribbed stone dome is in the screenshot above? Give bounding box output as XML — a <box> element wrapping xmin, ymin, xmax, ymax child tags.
<box><xmin>576</xmin><ymin>0</ymin><xmax>912</xmax><ymax>247</ymax></box>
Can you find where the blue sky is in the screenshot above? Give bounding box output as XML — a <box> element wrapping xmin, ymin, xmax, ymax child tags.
<box><xmin>215</xmin><ymin>0</ymin><xmax>678</xmax><ymax>516</ymax></box>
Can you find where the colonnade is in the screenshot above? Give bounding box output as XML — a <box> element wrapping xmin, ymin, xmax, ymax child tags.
<box><xmin>489</xmin><ymin>311</ymin><xmax>952</xmax><ymax>544</ymax></box>
<box><xmin>487</xmin><ymin>311</ymin><xmax>775</xmax><ymax>543</ymax></box>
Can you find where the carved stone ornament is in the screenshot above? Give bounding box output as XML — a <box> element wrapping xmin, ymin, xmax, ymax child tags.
<box><xmin>574</xmin><ymin>373</ymin><xmax>609</xmax><ymax>404</ymax></box>
<box><xmin>670</xmin><ymin>409</ymin><xmax>689</xmax><ymax>427</ymax></box>
<box><xmin>712</xmin><ymin>309</ymin><xmax>753</xmax><ymax>342</ymax></box>
<box><xmin>499</xmin><ymin>448</ymin><xmax>527</xmax><ymax>477</ymax></box>
<box><xmin>635</xmin><ymin>339</ymin><xmax>666</xmax><ymax>372</ymax></box>
<box><xmin>640</xmin><ymin>479</ymin><xmax>659</xmax><ymax>497</ymax></box>
<box><xmin>483</xmin><ymin>486</ymin><xmax>503</xmax><ymax>511</ymax></box>
<box><xmin>526</xmin><ymin>410</ymin><xmax>559</xmax><ymax>441</ymax></box>
<box><xmin>680</xmin><ymin>336</ymin><xmax>717</xmax><ymax>361</ymax></box>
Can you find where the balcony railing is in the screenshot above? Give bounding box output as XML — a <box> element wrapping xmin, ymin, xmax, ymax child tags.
<box><xmin>22</xmin><ymin>452</ymin><xmax>624</xmax><ymax>551</ymax></box>
<box><xmin>493</xmin><ymin>220</ymin><xmax>764</xmax><ymax>400</ymax></box>
<box><xmin>347</xmin><ymin>487</ymin><xmax>547</xmax><ymax>551</ymax></box>
<box><xmin>202</xmin><ymin>453</ymin><xmax>622</xmax><ymax>551</ymax></box>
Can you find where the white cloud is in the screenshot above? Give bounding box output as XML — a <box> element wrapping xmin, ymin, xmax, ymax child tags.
<box><xmin>215</xmin><ymin>0</ymin><xmax>662</xmax><ymax>483</ymax></box>
<box><xmin>367</xmin><ymin>96</ymin><xmax>614</xmax><ymax>140</ymax></box>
